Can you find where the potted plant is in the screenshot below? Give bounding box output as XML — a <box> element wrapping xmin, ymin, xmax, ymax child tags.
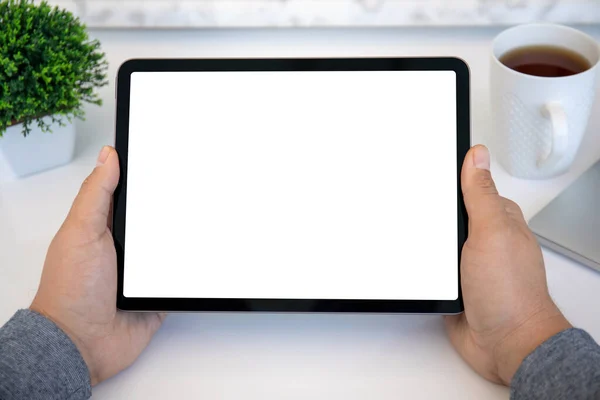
<box><xmin>0</xmin><ymin>0</ymin><xmax>108</xmax><ymax>177</ymax></box>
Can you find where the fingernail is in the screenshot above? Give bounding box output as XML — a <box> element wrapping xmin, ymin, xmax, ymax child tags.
<box><xmin>97</xmin><ymin>146</ymin><xmax>111</xmax><ymax>166</ymax></box>
<box><xmin>473</xmin><ymin>146</ymin><xmax>490</xmax><ymax>171</ymax></box>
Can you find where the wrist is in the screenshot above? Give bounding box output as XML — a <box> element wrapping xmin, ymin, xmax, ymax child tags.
<box><xmin>29</xmin><ymin>302</ymin><xmax>100</xmax><ymax>385</ymax></box>
<box><xmin>494</xmin><ymin>306</ymin><xmax>572</xmax><ymax>385</ymax></box>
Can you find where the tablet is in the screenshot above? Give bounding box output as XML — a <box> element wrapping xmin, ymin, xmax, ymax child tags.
<box><xmin>114</xmin><ymin>58</ymin><xmax>469</xmax><ymax>313</ymax></box>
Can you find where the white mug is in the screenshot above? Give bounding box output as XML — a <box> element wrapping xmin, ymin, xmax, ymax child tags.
<box><xmin>490</xmin><ymin>24</ymin><xmax>600</xmax><ymax>179</ymax></box>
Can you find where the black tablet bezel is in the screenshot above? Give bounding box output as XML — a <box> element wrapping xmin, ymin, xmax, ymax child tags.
<box><xmin>114</xmin><ymin>58</ymin><xmax>469</xmax><ymax>313</ymax></box>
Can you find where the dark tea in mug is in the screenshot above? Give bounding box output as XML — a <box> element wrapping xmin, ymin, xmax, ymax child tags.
<box><xmin>500</xmin><ymin>45</ymin><xmax>591</xmax><ymax>77</ymax></box>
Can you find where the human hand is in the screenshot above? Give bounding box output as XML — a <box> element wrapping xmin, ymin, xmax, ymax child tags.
<box><xmin>445</xmin><ymin>145</ymin><xmax>571</xmax><ymax>385</ymax></box>
<box><xmin>30</xmin><ymin>146</ymin><xmax>165</xmax><ymax>385</ymax></box>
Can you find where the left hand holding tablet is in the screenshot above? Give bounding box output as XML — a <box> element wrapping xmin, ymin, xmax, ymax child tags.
<box><xmin>29</xmin><ymin>146</ymin><xmax>166</xmax><ymax>386</ymax></box>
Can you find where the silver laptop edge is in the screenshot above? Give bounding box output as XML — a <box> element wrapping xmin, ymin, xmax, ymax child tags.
<box><xmin>529</xmin><ymin>160</ymin><xmax>600</xmax><ymax>274</ymax></box>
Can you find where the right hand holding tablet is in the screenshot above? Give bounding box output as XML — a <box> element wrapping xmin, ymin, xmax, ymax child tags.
<box><xmin>445</xmin><ymin>145</ymin><xmax>571</xmax><ymax>385</ymax></box>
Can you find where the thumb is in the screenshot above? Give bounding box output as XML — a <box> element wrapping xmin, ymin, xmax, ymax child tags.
<box><xmin>67</xmin><ymin>146</ymin><xmax>120</xmax><ymax>236</ymax></box>
<box><xmin>461</xmin><ymin>145</ymin><xmax>503</xmax><ymax>225</ymax></box>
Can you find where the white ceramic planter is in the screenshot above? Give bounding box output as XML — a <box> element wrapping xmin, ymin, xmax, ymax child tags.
<box><xmin>0</xmin><ymin>117</ymin><xmax>76</xmax><ymax>178</ymax></box>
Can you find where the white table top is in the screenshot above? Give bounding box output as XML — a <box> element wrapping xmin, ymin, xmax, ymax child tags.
<box><xmin>1</xmin><ymin>27</ymin><xmax>599</xmax><ymax>399</ymax></box>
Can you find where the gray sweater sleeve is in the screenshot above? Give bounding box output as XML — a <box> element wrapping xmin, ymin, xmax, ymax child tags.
<box><xmin>0</xmin><ymin>309</ymin><xmax>91</xmax><ymax>400</ymax></box>
<box><xmin>511</xmin><ymin>328</ymin><xmax>600</xmax><ymax>399</ymax></box>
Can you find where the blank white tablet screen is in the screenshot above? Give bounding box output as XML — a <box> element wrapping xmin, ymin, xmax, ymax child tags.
<box><xmin>124</xmin><ymin>70</ymin><xmax>458</xmax><ymax>300</ymax></box>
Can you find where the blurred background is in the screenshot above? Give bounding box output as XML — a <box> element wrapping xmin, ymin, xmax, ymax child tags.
<box><xmin>40</xmin><ymin>0</ymin><xmax>600</xmax><ymax>28</ymax></box>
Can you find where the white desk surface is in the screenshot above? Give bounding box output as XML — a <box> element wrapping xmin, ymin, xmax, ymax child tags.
<box><xmin>1</xmin><ymin>27</ymin><xmax>599</xmax><ymax>399</ymax></box>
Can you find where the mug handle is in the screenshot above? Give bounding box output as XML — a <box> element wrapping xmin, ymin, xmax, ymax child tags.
<box><xmin>538</xmin><ymin>102</ymin><xmax>568</xmax><ymax>168</ymax></box>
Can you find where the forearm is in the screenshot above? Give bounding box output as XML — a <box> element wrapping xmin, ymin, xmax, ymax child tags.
<box><xmin>511</xmin><ymin>328</ymin><xmax>600</xmax><ymax>399</ymax></box>
<box><xmin>0</xmin><ymin>309</ymin><xmax>92</xmax><ymax>400</ymax></box>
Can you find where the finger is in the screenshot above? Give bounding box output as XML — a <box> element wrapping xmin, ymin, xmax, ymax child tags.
<box><xmin>67</xmin><ymin>146</ymin><xmax>120</xmax><ymax>237</ymax></box>
<box><xmin>444</xmin><ymin>314</ymin><xmax>467</xmax><ymax>358</ymax></box>
<box><xmin>502</xmin><ymin>197</ymin><xmax>527</xmax><ymax>223</ymax></box>
<box><xmin>444</xmin><ymin>314</ymin><xmax>463</xmax><ymax>342</ymax></box>
<box><xmin>444</xmin><ymin>314</ymin><xmax>503</xmax><ymax>384</ymax></box>
<box><xmin>461</xmin><ymin>145</ymin><xmax>504</xmax><ymax>225</ymax></box>
<box><xmin>107</xmin><ymin>199</ymin><xmax>114</xmax><ymax>231</ymax></box>
<box><xmin>138</xmin><ymin>313</ymin><xmax>166</xmax><ymax>339</ymax></box>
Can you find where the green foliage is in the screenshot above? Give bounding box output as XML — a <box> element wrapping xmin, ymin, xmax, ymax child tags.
<box><xmin>0</xmin><ymin>0</ymin><xmax>108</xmax><ymax>137</ymax></box>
